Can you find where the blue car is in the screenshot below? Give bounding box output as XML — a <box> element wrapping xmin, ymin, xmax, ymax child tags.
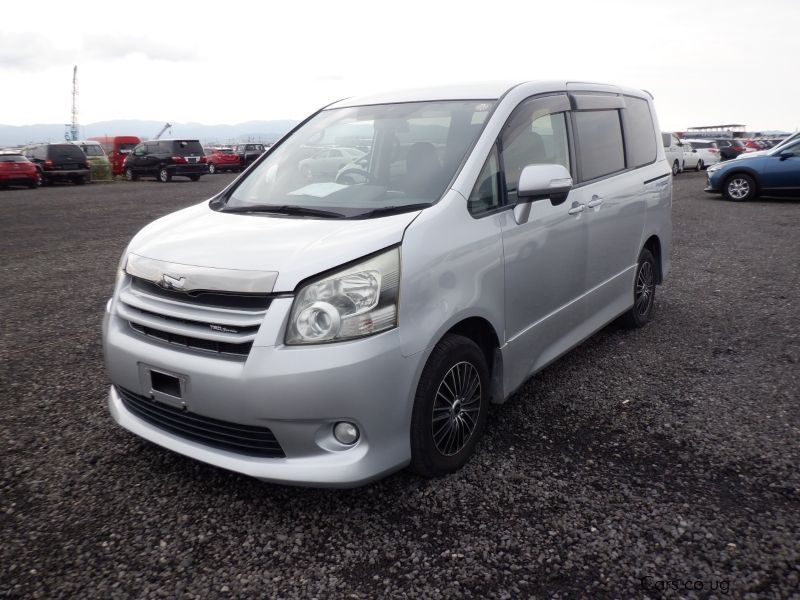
<box><xmin>704</xmin><ymin>139</ymin><xmax>800</xmax><ymax>201</ymax></box>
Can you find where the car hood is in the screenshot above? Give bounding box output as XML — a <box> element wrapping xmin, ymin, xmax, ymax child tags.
<box><xmin>127</xmin><ymin>201</ymin><xmax>420</xmax><ymax>292</ymax></box>
<box><xmin>736</xmin><ymin>150</ymin><xmax>767</xmax><ymax>159</ymax></box>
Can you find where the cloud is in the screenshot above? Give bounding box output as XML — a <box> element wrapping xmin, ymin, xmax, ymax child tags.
<box><xmin>0</xmin><ymin>32</ymin><xmax>66</xmax><ymax>70</ymax></box>
<box><xmin>82</xmin><ymin>34</ymin><xmax>200</xmax><ymax>62</ymax></box>
<box><xmin>0</xmin><ymin>32</ymin><xmax>199</xmax><ymax>72</ymax></box>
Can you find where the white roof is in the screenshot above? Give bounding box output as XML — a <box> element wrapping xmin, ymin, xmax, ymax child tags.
<box><xmin>327</xmin><ymin>80</ymin><xmax>650</xmax><ymax>109</ymax></box>
<box><xmin>328</xmin><ymin>81</ymin><xmax>525</xmax><ymax>108</ymax></box>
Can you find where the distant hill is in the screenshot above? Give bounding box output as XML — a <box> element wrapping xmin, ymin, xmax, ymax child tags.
<box><xmin>0</xmin><ymin>119</ymin><xmax>300</xmax><ymax>147</ymax></box>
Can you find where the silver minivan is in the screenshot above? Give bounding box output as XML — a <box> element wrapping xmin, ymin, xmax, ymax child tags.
<box><xmin>103</xmin><ymin>81</ymin><xmax>672</xmax><ymax>487</ymax></box>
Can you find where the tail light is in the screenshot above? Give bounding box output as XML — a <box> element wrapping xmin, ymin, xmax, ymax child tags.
<box><xmin>199</xmin><ymin>156</ymin><xmax>207</xmax><ymax>164</ymax></box>
<box><xmin>708</xmin><ymin>148</ymin><xmax>718</xmax><ymax>153</ymax></box>
<box><xmin>44</xmin><ymin>159</ymin><xmax>53</xmax><ymax>170</ymax></box>
<box><xmin>170</xmin><ymin>156</ymin><xmax>187</xmax><ymax>164</ymax></box>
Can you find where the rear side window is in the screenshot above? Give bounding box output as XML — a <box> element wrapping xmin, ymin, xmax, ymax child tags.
<box><xmin>48</xmin><ymin>144</ymin><xmax>86</xmax><ymax>160</ymax></box>
<box><xmin>622</xmin><ymin>97</ymin><xmax>657</xmax><ymax>167</ymax></box>
<box><xmin>574</xmin><ymin>110</ymin><xmax>625</xmax><ymax>182</ymax></box>
<box><xmin>172</xmin><ymin>141</ymin><xmax>204</xmax><ymax>155</ymax></box>
<box><xmin>661</xmin><ymin>133</ymin><xmax>671</xmax><ymax>147</ymax></box>
<box><xmin>0</xmin><ymin>155</ymin><xmax>27</xmax><ymax>163</ymax></box>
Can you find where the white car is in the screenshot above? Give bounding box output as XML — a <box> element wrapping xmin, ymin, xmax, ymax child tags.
<box><xmin>298</xmin><ymin>147</ymin><xmax>366</xmax><ymax>179</ymax></box>
<box><xmin>662</xmin><ymin>132</ymin><xmax>684</xmax><ymax>175</ymax></box>
<box><xmin>682</xmin><ymin>139</ymin><xmax>721</xmax><ymax>170</ymax></box>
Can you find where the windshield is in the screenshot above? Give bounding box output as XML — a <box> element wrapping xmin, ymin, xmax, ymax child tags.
<box><xmin>223</xmin><ymin>100</ymin><xmax>494</xmax><ymax>218</ymax></box>
<box><xmin>118</xmin><ymin>143</ymin><xmax>136</xmax><ymax>154</ymax></box>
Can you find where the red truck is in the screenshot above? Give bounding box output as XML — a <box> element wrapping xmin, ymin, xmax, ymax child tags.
<box><xmin>88</xmin><ymin>136</ymin><xmax>141</xmax><ymax>176</ymax></box>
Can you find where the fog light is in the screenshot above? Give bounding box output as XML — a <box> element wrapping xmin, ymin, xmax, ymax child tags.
<box><xmin>333</xmin><ymin>421</ymin><xmax>359</xmax><ymax>445</ymax></box>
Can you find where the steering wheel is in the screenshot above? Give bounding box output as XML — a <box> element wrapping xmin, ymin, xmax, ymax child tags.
<box><xmin>335</xmin><ymin>168</ymin><xmax>372</xmax><ymax>185</ymax></box>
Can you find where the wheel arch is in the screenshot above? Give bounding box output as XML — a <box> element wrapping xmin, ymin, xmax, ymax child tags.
<box><xmin>442</xmin><ymin>316</ymin><xmax>504</xmax><ymax>404</ymax></box>
<box><xmin>721</xmin><ymin>168</ymin><xmax>760</xmax><ymax>192</ymax></box>
<box><xmin>642</xmin><ymin>234</ymin><xmax>663</xmax><ymax>284</ymax></box>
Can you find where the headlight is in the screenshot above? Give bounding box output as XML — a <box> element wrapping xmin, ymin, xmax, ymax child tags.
<box><xmin>286</xmin><ymin>248</ymin><xmax>399</xmax><ymax>345</ymax></box>
<box><xmin>707</xmin><ymin>163</ymin><xmax>723</xmax><ymax>173</ymax></box>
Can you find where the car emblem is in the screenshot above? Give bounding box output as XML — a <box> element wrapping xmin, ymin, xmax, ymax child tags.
<box><xmin>158</xmin><ymin>273</ymin><xmax>186</xmax><ymax>291</ymax></box>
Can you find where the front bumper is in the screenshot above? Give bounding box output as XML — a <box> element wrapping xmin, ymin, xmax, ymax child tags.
<box><xmin>103</xmin><ymin>299</ymin><xmax>421</xmax><ymax>487</ymax></box>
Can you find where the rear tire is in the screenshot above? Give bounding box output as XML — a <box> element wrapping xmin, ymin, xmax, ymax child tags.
<box><xmin>671</xmin><ymin>160</ymin><xmax>680</xmax><ymax>176</ymax></box>
<box><xmin>696</xmin><ymin>159</ymin><xmax>703</xmax><ymax>171</ymax></box>
<box><xmin>410</xmin><ymin>334</ymin><xmax>490</xmax><ymax>478</ymax></box>
<box><xmin>620</xmin><ymin>248</ymin><xmax>657</xmax><ymax>329</ymax></box>
<box><xmin>724</xmin><ymin>173</ymin><xmax>756</xmax><ymax>201</ymax></box>
<box><xmin>124</xmin><ymin>168</ymin><xmax>138</xmax><ymax>182</ymax></box>
<box><xmin>189</xmin><ymin>175</ymin><xmax>201</xmax><ymax>182</ymax></box>
<box><xmin>158</xmin><ymin>167</ymin><xmax>172</xmax><ymax>183</ymax></box>
<box><xmin>30</xmin><ymin>172</ymin><xmax>42</xmax><ymax>188</ymax></box>
<box><xmin>208</xmin><ymin>163</ymin><xmax>216</xmax><ymax>174</ymax></box>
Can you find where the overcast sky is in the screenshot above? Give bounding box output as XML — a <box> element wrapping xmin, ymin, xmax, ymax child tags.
<box><xmin>1</xmin><ymin>0</ymin><xmax>797</xmax><ymax>132</ymax></box>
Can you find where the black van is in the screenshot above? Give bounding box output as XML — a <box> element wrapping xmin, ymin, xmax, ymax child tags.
<box><xmin>23</xmin><ymin>143</ymin><xmax>91</xmax><ymax>186</ymax></box>
<box><xmin>123</xmin><ymin>140</ymin><xmax>208</xmax><ymax>183</ymax></box>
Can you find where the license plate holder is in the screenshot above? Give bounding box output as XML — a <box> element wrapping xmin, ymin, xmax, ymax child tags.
<box><xmin>138</xmin><ymin>364</ymin><xmax>188</xmax><ymax>409</ymax></box>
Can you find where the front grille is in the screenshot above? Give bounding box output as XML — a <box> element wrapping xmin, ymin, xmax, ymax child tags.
<box><xmin>129</xmin><ymin>322</ymin><xmax>252</xmax><ymax>356</ymax></box>
<box><xmin>117</xmin><ymin>386</ymin><xmax>285</xmax><ymax>458</ymax></box>
<box><xmin>131</xmin><ymin>276</ymin><xmax>271</xmax><ymax>310</ymax></box>
<box><xmin>118</xmin><ymin>275</ymin><xmax>270</xmax><ymax>359</ymax></box>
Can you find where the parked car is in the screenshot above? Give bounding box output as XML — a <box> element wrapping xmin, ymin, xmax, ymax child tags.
<box><xmin>0</xmin><ymin>153</ymin><xmax>39</xmax><ymax>189</ymax></box>
<box><xmin>123</xmin><ymin>140</ymin><xmax>208</xmax><ymax>183</ymax></box>
<box><xmin>89</xmin><ymin>136</ymin><xmax>141</xmax><ymax>176</ymax></box>
<box><xmin>232</xmin><ymin>143</ymin><xmax>268</xmax><ymax>170</ymax></box>
<box><xmin>72</xmin><ymin>141</ymin><xmax>113</xmax><ymax>181</ymax></box>
<box><xmin>205</xmin><ymin>147</ymin><xmax>241</xmax><ymax>174</ymax></box>
<box><xmin>22</xmin><ymin>143</ymin><xmax>91</xmax><ymax>185</ymax></box>
<box><xmin>705</xmin><ymin>138</ymin><xmax>800</xmax><ymax>201</ymax></box>
<box><xmin>662</xmin><ymin>132</ymin><xmax>684</xmax><ymax>175</ymax></box>
<box><xmin>682</xmin><ymin>139</ymin><xmax>721</xmax><ymax>169</ymax></box>
<box><xmin>736</xmin><ymin>132</ymin><xmax>800</xmax><ymax>159</ymax></box>
<box><xmin>714</xmin><ymin>139</ymin><xmax>746</xmax><ymax>161</ymax></box>
<box><xmin>298</xmin><ymin>147</ymin><xmax>366</xmax><ymax>179</ymax></box>
<box><xmin>103</xmin><ymin>81</ymin><xmax>671</xmax><ymax>487</ymax></box>
<box><xmin>680</xmin><ymin>142</ymin><xmax>702</xmax><ymax>171</ymax></box>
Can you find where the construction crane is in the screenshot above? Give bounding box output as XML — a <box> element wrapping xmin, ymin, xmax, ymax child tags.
<box><xmin>66</xmin><ymin>65</ymin><xmax>79</xmax><ymax>141</ymax></box>
<box><xmin>154</xmin><ymin>123</ymin><xmax>172</xmax><ymax>140</ymax></box>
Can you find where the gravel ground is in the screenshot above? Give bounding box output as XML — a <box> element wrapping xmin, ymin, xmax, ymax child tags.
<box><xmin>1</xmin><ymin>173</ymin><xmax>798</xmax><ymax>599</ymax></box>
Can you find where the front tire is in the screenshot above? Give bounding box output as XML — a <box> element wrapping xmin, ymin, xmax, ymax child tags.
<box><xmin>672</xmin><ymin>160</ymin><xmax>680</xmax><ymax>176</ymax></box>
<box><xmin>410</xmin><ymin>334</ymin><xmax>489</xmax><ymax>478</ymax></box>
<box><xmin>620</xmin><ymin>248</ymin><xmax>657</xmax><ymax>329</ymax></box>
<box><xmin>158</xmin><ymin>167</ymin><xmax>172</xmax><ymax>183</ymax></box>
<box><xmin>696</xmin><ymin>159</ymin><xmax>703</xmax><ymax>171</ymax></box>
<box><xmin>724</xmin><ymin>174</ymin><xmax>756</xmax><ymax>201</ymax></box>
<box><xmin>124</xmin><ymin>168</ymin><xmax>138</xmax><ymax>182</ymax></box>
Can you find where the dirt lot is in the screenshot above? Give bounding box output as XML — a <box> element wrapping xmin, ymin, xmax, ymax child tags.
<box><xmin>1</xmin><ymin>173</ymin><xmax>798</xmax><ymax>598</ymax></box>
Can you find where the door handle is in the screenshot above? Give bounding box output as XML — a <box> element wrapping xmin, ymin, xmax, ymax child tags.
<box><xmin>567</xmin><ymin>202</ymin><xmax>585</xmax><ymax>215</ymax></box>
<box><xmin>587</xmin><ymin>195</ymin><xmax>604</xmax><ymax>208</ymax></box>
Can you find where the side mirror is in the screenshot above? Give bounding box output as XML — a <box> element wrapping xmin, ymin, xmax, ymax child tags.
<box><xmin>517</xmin><ymin>163</ymin><xmax>573</xmax><ymax>206</ymax></box>
<box><xmin>779</xmin><ymin>151</ymin><xmax>794</xmax><ymax>160</ymax></box>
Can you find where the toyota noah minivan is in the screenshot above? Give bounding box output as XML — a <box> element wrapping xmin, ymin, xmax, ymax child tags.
<box><xmin>103</xmin><ymin>81</ymin><xmax>672</xmax><ymax>487</ymax></box>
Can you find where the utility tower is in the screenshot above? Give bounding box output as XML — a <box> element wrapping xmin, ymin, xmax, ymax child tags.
<box><xmin>69</xmin><ymin>66</ymin><xmax>79</xmax><ymax>141</ymax></box>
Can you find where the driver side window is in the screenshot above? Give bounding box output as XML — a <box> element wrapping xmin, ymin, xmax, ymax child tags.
<box><xmin>501</xmin><ymin>111</ymin><xmax>570</xmax><ymax>205</ymax></box>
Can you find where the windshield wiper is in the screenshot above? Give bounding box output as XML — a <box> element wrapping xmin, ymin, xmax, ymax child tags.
<box><xmin>221</xmin><ymin>204</ymin><xmax>344</xmax><ymax>218</ymax></box>
<box><xmin>351</xmin><ymin>203</ymin><xmax>432</xmax><ymax>219</ymax></box>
